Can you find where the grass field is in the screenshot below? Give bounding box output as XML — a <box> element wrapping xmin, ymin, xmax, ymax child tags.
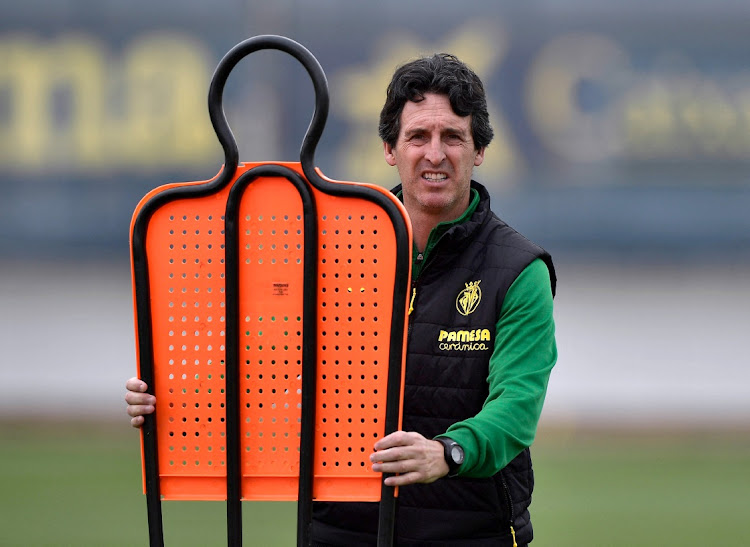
<box><xmin>1</xmin><ymin>421</ymin><xmax>748</xmax><ymax>546</ymax></box>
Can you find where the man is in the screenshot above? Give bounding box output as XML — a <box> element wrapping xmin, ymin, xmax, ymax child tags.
<box><xmin>127</xmin><ymin>53</ymin><xmax>556</xmax><ymax>546</ymax></box>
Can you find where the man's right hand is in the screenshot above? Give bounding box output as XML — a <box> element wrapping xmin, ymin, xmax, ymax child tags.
<box><xmin>125</xmin><ymin>377</ymin><xmax>156</xmax><ymax>428</ymax></box>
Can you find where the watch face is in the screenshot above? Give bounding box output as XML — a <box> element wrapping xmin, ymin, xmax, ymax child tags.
<box><xmin>450</xmin><ymin>445</ymin><xmax>464</xmax><ymax>465</ymax></box>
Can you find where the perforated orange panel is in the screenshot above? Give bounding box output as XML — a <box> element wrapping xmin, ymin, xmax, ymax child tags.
<box><xmin>307</xmin><ymin>195</ymin><xmax>401</xmax><ymax>501</ymax></box>
<box><xmin>141</xmin><ymin>170</ymin><xmax>233</xmax><ymax>501</ymax></box>
<box><xmin>132</xmin><ymin>162</ymin><xmax>410</xmax><ymax>502</ymax></box>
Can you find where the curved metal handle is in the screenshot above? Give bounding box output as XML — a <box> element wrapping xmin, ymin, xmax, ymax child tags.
<box><xmin>208</xmin><ymin>35</ymin><xmax>329</xmax><ymax>177</ymax></box>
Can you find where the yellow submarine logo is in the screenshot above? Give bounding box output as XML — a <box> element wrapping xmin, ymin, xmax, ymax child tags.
<box><xmin>456</xmin><ymin>280</ymin><xmax>482</xmax><ymax>316</ymax></box>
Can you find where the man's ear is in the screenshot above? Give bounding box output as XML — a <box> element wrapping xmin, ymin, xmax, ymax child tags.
<box><xmin>384</xmin><ymin>142</ymin><xmax>397</xmax><ymax>166</ymax></box>
<box><xmin>474</xmin><ymin>147</ymin><xmax>485</xmax><ymax>167</ymax></box>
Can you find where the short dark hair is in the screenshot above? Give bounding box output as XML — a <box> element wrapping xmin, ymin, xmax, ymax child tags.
<box><xmin>378</xmin><ymin>53</ymin><xmax>494</xmax><ymax>150</ymax></box>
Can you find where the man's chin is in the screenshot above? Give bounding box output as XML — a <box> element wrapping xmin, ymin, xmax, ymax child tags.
<box><xmin>415</xmin><ymin>197</ymin><xmax>462</xmax><ymax>217</ymax></box>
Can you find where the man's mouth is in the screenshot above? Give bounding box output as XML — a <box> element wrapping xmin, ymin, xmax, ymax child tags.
<box><xmin>423</xmin><ymin>172</ymin><xmax>448</xmax><ymax>182</ymax></box>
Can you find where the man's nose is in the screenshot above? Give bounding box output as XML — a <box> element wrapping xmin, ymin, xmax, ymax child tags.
<box><xmin>424</xmin><ymin>137</ymin><xmax>446</xmax><ymax>165</ymax></box>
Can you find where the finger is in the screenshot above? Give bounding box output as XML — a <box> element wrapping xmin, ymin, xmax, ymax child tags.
<box><xmin>124</xmin><ymin>390</ymin><xmax>156</xmax><ymax>406</ymax></box>
<box><xmin>125</xmin><ymin>377</ymin><xmax>148</xmax><ymax>393</ymax></box>
<box><xmin>383</xmin><ymin>471</ymin><xmax>423</xmax><ymax>487</ymax></box>
<box><xmin>370</xmin><ymin>444</ymin><xmax>416</xmax><ymax>465</ymax></box>
<box><xmin>130</xmin><ymin>415</ymin><xmax>145</xmax><ymax>428</ymax></box>
<box><xmin>373</xmin><ymin>431</ymin><xmax>401</xmax><ymax>451</ymax></box>
<box><xmin>371</xmin><ymin>458</ymin><xmax>406</xmax><ymax>474</ymax></box>
<box><xmin>370</xmin><ymin>447</ymin><xmax>394</xmax><ymax>463</ymax></box>
<box><xmin>126</xmin><ymin>403</ymin><xmax>154</xmax><ymax>418</ymax></box>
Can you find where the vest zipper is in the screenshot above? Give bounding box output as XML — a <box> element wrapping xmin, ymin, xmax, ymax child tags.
<box><xmin>409</xmin><ymin>252</ymin><xmax>425</xmax><ymax>316</ymax></box>
<box><xmin>500</xmin><ymin>473</ymin><xmax>517</xmax><ymax>547</ymax></box>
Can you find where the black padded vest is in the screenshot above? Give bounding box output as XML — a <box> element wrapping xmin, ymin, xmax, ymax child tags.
<box><xmin>312</xmin><ymin>181</ymin><xmax>556</xmax><ymax>546</ymax></box>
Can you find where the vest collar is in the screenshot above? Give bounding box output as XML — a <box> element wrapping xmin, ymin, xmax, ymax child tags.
<box><xmin>390</xmin><ymin>180</ymin><xmax>492</xmax><ymax>250</ymax></box>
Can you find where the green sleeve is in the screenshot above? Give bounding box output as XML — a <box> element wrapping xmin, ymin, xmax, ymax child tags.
<box><xmin>441</xmin><ymin>258</ymin><xmax>557</xmax><ymax>477</ymax></box>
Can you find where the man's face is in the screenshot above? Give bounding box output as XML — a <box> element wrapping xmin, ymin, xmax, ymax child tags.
<box><xmin>384</xmin><ymin>92</ymin><xmax>484</xmax><ymax>221</ymax></box>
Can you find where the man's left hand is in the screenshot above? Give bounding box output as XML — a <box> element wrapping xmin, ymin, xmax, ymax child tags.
<box><xmin>369</xmin><ymin>430</ymin><xmax>449</xmax><ymax>486</ymax></box>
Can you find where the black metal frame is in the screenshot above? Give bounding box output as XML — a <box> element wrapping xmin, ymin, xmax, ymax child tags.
<box><xmin>131</xmin><ymin>35</ymin><xmax>411</xmax><ymax>546</ymax></box>
<box><xmin>223</xmin><ymin>164</ymin><xmax>318</xmax><ymax>546</ymax></box>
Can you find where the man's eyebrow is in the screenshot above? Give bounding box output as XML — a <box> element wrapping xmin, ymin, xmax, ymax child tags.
<box><xmin>403</xmin><ymin>127</ymin><xmax>425</xmax><ymax>137</ymax></box>
<box><xmin>403</xmin><ymin>126</ymin><xmax>469</xmax><ymax>137</ymax></box>
<box><xmin>444</xmin><ymin>127</ymin><xmax>469</xmax><ymax>136</ymax></box>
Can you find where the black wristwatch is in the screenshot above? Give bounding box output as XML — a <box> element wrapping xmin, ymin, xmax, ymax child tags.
<box><xmin>436</xmin><ymin>436</ymin><xmax>464</xmax><ymax>477</ymax></box>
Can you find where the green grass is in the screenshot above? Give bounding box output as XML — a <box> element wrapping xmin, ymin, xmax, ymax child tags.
<box><xmin>1</xmin><ymin>422</ymin><xmax>748</xmax><ymax>546</ymax></box>
<box><xmin>530</xmin><ymin>430</ymin><xmax>750</xmax><ymax>546</ymax></box>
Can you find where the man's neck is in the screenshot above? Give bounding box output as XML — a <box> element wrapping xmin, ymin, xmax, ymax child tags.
<box><xmin>406</xmin><ymin>194</ymin><xmax>471</xmax><ymax>251</ymax></box>
<box><xmin>408</xmin><ymin>208</ymin><xmax>460</xmax><ymax>251</ymax></box>
<box><xmin>410</xmin><ymin>212</ymin><xmax>437</xmax><ymax>252</ymax></box>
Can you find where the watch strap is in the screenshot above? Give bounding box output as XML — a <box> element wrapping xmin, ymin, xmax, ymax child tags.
<box><xmin>435</xmin><ymin>436</ymin><xmax>463</xmax><ymax>477</ymax></box>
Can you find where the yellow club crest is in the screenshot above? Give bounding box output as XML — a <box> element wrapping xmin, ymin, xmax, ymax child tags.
<box><xmin>456</xmin><ymin>280</ymin><xmax>482</xmax><ymax>316</ymax></box>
